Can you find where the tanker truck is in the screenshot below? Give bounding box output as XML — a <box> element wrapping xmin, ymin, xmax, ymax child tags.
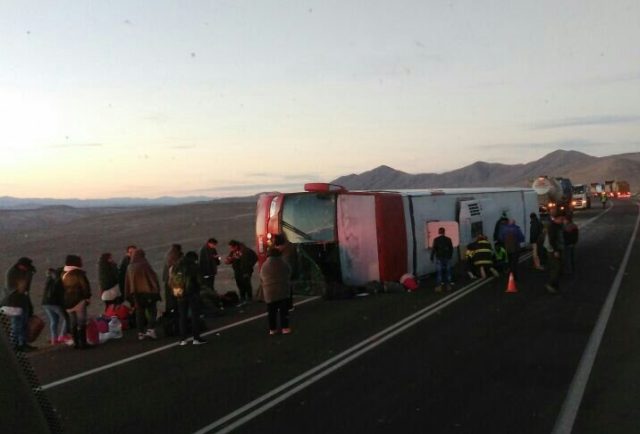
<box><xmin>531</xmin><ymin>176</ymin><xmax>573</xmax><ymax>217</ymax></box>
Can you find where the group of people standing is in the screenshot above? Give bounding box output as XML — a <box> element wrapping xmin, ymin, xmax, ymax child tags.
<box><xmin>1</xmin><ymin>234</ymin><xmax>298</xmax><ymax>352</ymax></box>
<box><xmin>429</xmin><ymin>210</ymin><xmax>579</xmax><ymax>295</ymax></box>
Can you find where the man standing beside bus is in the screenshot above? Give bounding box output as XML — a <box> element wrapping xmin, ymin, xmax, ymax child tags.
<box><xmin>431</xmin><ymin>227</ymin><xmax>454</xmax><ymax>292</ymax></box>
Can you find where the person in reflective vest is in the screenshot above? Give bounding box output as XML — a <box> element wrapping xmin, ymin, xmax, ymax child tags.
<box><xmin>470</xmin><ymin>235</ymin><xmax>499</xmax><ymax>278</ymax></box>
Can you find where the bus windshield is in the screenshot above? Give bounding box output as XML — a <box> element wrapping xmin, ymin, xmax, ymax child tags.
<box><xmin>281</xmin><ymin>193</ymin><xmax>336</xmax><ymax>243</ymax></box>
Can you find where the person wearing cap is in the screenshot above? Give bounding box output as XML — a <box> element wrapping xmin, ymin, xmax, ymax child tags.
<box><xmin>2</xmin><ymin>257</ymin><xmax>37</xmax><ymax>351</ymax></box>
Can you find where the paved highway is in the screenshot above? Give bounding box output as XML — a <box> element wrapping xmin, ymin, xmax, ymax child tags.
<box><xmin>27</xmin><ymin>198</ymin><xmax>640</xmax><ymax>434</ymax></box>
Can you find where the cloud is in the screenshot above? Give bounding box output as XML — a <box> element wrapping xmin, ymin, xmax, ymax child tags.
<box><xmin>480</xmin><ymin>139</ymin><xmax>599</xmax><ymax>151</ymax></box>
<box><xmin>532</xmin><ymin>116</ymin><xmax>640</xmax><ymax>130</ymax></box>
<box><xmin>169</xmin><ymin>145</ymin><xmax>196</xmax><ymax>149</ymax></box>
<box><xmin>49</xmin><ymin>143</ymin><xmax>103</xmax><ymax>148</ymax></box>
<box><xmin>244</xmin><ymin>172</ymin><xmax>322</xmax><ymax>182</ymax></box>
<box><xmin>159</xmin><ymin>182</ymin><xmax>307</xmax><ymax>197</ymax></box>
<box><xmin>592</xmin><ymin>72</ymin><xmax>640</xmax><ymax>85</ymax></box>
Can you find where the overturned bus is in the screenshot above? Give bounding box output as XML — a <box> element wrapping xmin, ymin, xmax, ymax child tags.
<box><xmin>256</xmin><ymin>183</ymin><xmax>538</xmax><ymax>297</ymax></box>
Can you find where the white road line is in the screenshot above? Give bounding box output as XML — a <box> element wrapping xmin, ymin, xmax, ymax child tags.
<box><xmin>552</xmin><ymin>202</ymin><xmax>640</xmax><ymax>434</ymax></box>
<box><xmin>578</xmin><ymin>203</ymin><xmax>613</xmax><ymax>230</ymax></box>
<box><xmin>193</xmin><ymin>278</ymin><xmax>493</xmax><ymax>434</ymax></box>
<box><xmin>39</xmin><ymin>296</ymin><xmax>321</xmax><ymax>391</ymax></box>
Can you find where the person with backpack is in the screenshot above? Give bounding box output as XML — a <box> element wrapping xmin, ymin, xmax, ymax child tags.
<box><xmin>430</xmin><ymin>227</ymin><xmax>454</xmax><ymax>292</ymax></box>
<box><xmin>61</xmin><ymin>255</ymin><xmax>92</xmax><ymax>349</ymax></box>
<box><xmin>125</xmin><ymin>248</ymin><xmax>161</xmax><ymax>341</ymax></box>
<box><xmin>162</xmin><ymin>244</ymin><xmax>183</xmax><ymax>313</ymax></box>
<box><xmin>172</xmin><ymin>251</ymin><xmax>207</xmax><ymax>346</ymax></box>
<box><xmin>563</xmin><ymin>215</ymin><xmax>579</xmax><ymax>275</ymax></box>
<box><xmin>225</xmin><ymin>240</ymin><xmax>258</xmax><ymax>306</ymax></box>
<box><xmin>42</xmin><ymin>267</ymin><xmax>70</xmax><ymax>345</ymax></box>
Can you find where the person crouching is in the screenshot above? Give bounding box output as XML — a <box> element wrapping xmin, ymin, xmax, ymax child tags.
<box><xmin>260</xmin><ymin>247</ymin><xmax>291</xmax><ymax>335</ymax></box>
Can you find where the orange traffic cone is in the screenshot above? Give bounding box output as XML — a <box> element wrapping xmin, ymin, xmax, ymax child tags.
<box><xmin>505</xmin><ymin>272</ymin><xmax>518</xmax><ymax>293</ymax></box>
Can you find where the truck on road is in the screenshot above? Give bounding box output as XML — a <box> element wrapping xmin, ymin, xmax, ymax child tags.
<box><xmin>571</xmin><ymin>184</ymin><xmax>591</xmax><ymax>210</ymax></box>
<box><xmin>614</xmin><ymin>180</ymin><xmax>631</xmax><ymax>198</ymax></box>
<box><xmin>604</xmin><ymin>180</ymin><xmax>615</xmax><ymax>197</ymax></box>
<box><xmin>531</xmin><ymin>176</ymin><xmax>573</xmax><ymax>216</ymax></box>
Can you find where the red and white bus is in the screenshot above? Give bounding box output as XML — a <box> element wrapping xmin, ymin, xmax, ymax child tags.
<box><xmin>256</xmin><ymin>183</ymin><xmax>538</xmax><ymax>295</ymax></box>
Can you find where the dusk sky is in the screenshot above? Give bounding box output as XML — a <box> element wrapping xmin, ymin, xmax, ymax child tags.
<box><xmin>1</xmin><ymin>0</ymin><xmax>638</xmax><ymax>199</ymax></box>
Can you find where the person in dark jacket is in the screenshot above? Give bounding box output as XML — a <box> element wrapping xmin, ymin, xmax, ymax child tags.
<box><xmin>125</xmin><ymin>249</ymin><xmax>161</xmax><ymax>341</ymax></box>
<box><xmin>42</xmin><ymin>267</ymin><xmax>69</xmax><ymax>345</ymax></box>
<box><xmin>498</xmin><ymin>219</ymin><xmax>525</xmax><ymax>282</ymax></box>
<box><xmin>118</xmin><ymin>245</ymin><xmax>137</xmax><ymax>295</ymax></box>
<box><xmin>62</xmin><ymin>255</ymin><xmax>92</xmax><ymax>349</ymax></box>
<box><xmin>274</xmin><ymin>233</ymin><xmax>297</xmax><ymax>310</ymax></box>
<box><xmin>493</xmin><ymin>213</ymin><xmax>509</xmax><ymax>243</ymax></box>
<box><xmin>544</xmin><ymin>214</ymin><xmax>565</xmax><ymax>294</ymax></box>
<box><xmin>162</xmin><ymin>244</ymin><xmax>183</xmax><ymax>313</ymax></box>
<box><xmin>563</xmin><ymin>216</ymin><xmax>579</xmax><ymax>275</ymax></box>
<box><xmin>3</xmin><ymin>257</ymin><xmax>37</xmax><ymax>351</ymax></box>
<box><xmin>175</xmin><ymin>251</ymin><xmax>207</xmax><ymax>346</ymax></box>
<box><xmin>225</xmin><ymin>240</ymin><xmax>258</xmax><ymax>305</ymax></box>
<box><xmin>98</xmin><ymin>252</ymin><xmax>121</xmax><ymax>307</ymax></box>
<box><xmin>260</xmin><ymin>247</ymin><xmax>292</xmax><ymax>335</ymax></box>
<box><xmin>199</xmin><ymin>238</ymin><xmax>220</xmax><ymax>292</ymax></box>
<box><xmin>529</xmin><ymin>212</ymin><xmax>545</xmax><ymax>270</ymax></box>
<box><xmin>430</xmin><ymin>227</ymin><xmax>454</xmax><ymax>292</ymax></box>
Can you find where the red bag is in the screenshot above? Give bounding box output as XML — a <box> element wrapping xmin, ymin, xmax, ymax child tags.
<box><xmin>96</xmin><ymin>317</ymin><xmax>110</xmax><ymax>334</ymax></box>
<box><xmin>86</xmin><ymin>319</ymin><xmax>99</xmax><ymax>345</ymax></box>
<box><xmin>27</xmin><ymin>315</ymin><xmax>45</xmax><ymax>343</ymax></box>
<box><xmin>104</xmin><ymin>304</ymin><xmax>131</xmax><ymax>330</ymax></box>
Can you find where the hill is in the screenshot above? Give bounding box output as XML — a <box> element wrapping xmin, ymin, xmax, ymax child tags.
<box><xmin>332</xmin><ymin>150</ymin><xmax>640</xmax><ymax>191</ymax></box>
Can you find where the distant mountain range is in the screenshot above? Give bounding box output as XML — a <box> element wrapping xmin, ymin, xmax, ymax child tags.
<box><xmin>2</xmin><ymin>150</ymin><xmax>637</xmax><ymax>210</ymax></box>
<box><xmin>331</xmin><ymin>150</ymin><xmax>640</xmax><ymax>191</ymax></box>
<box><xmin>0</xmin><ymin>195</ymin><xmax>221</xmax><ymax>210</ymax></box>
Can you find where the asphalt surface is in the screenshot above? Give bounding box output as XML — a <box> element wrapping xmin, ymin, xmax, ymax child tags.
<box><xmin>22</xmin><ymin>198</ymin><xmax>640</xmax><ymax>434</ymax></box>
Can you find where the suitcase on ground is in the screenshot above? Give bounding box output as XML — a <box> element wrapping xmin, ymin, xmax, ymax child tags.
<box><xmin>27</xmin><ymin>315</ymin><xmax>45</xmax><ymax>343</ymax></box>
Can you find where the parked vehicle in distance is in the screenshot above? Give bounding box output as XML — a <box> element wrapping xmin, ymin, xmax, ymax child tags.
<box><xmin>614</xmin><ymin>180</ymin><xmax>631</xmax><ymax>198</ymax></box>
<box><xmin>531</xmin><ymin>176</ymin><xmax>573</xmax><ymax>216</ymax></box>
<box><xmin>571</xmin><ymin>184</ymin><xmax>591</xmax><ymax>209</ymax></box>
<box><xmin>604</xmin><ymin>180</ymin><xmax>615</xmax><ymax>197</ymax></box>
<box><xmin>590</xmin><ymin>182</ymin><xmax>603</xmax><ymax>198</ymax></box>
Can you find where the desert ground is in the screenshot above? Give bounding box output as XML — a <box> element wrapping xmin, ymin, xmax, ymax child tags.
<box><xmin>0</xmin><ymin>198</ymin><xmax>258</xmax><ymax>347</ymax></box>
